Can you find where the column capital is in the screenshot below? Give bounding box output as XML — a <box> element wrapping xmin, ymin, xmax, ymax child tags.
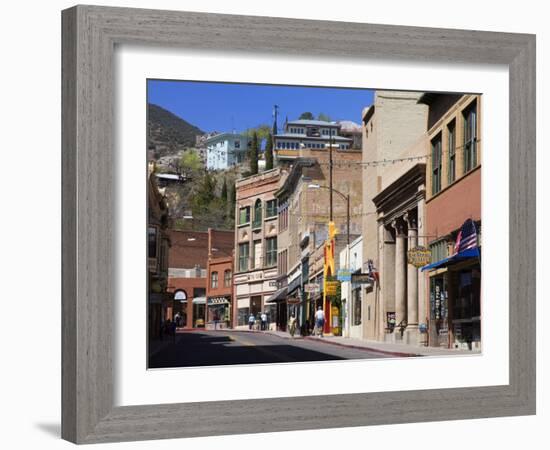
<box><xmin>403</xmin><ymin>210</ymin><xmax>417</xmax><ymax>230</ymax></box>
<box><xmin>391</xmin><ymin>217</ymin><xmax>407</xmax><ymax>237</ymax></box>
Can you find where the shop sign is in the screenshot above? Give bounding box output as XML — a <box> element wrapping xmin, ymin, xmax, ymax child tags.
<box><xmin>337</xmin><ymin>269</ymin><xmax>352</xmax><ymax>282</ymax></box>
<box><xmin>351</xmin><ymin>273</ymin><xmax>374</xmax><ymax>284</ymax></box>
<box><xmin>325</xmin><ymin>280</ymin><xmax>340</xmax><ymax>296</ymax></box>
<box><xmin>207</xmin><ymin>296</ymin><xmax>230</xmax><ymax>305</ymax></box>
<box><xmin>287</xmin><ymin>297</ymin><xmax>301</xmax><ymax>304</ymax></box>
<box><xmin>407</xmin><ymin>246</ymin><xmax>432</xmax><ymax>268</ymax></box>
<box><xmin>304</xmin><ymin>283</ymin><xmax>320</xmax><ymax>294</ymax></box>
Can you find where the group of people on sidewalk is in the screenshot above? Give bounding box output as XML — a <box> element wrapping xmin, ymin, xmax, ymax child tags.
<box><xmin>248</xmin><ymin>311</ymin><xmax>269</xmax><ymax>331</ymax></box>
<box><xmin>246</xmin><ymin>306</ymin><xmax>327</xmax><ymax>338</ymax></box>
<box><xmin>288</xmin><ymin>306</ymin><xmax>326</xmax><ymax>338</ymax></box>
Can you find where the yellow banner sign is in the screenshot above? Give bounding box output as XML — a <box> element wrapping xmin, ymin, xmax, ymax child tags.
<box><xmin>325</xmin><ymin>280</ymin><xmax>340</xmax><ymax>296</ymax></box>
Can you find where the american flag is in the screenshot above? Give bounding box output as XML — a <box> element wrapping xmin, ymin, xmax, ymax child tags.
<box><xmin>367</xmin><ymin>259</ymin><xmax>379</xmax><ymax>282</ymax></box>
<box><xmin>454</xmin><ymin>219</ymin><xmax>478</xmax><ymax>254</ymax></box>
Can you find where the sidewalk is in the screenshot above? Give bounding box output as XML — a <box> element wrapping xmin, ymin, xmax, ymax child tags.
<box><xmin>303</xmin><ymin>335</ymin><xmax>481</xmax><ymax>358</ymax></box>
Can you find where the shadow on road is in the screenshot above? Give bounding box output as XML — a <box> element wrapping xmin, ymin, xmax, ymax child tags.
<box><xmin>148</xmin><ymin>331</ymin><xmax>345</xmax><ymax>368</ymax></box>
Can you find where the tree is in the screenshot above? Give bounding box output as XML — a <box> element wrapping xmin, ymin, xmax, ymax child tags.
<box><xmin>299</xmin><ymin>112</ymin><xmax>314</xmax><ymax>120</ymax></box>
<box><xmin>265</xmin><ymin>133</ymin><xmax>274</xmax><ymax>170</ymax></box>
<box><xmin>221</xmin><ymin>178</ymin><xmax>228</xmax><ymax>201</ymax></box>
<box><xmin>317</xmin><ymin>112</ymin><xmax>332</xmax><ymax>122</ymax></box>
<box><xmin>249</xmin><ymin>131</ymin><xmax>259</xmax><ymax>175</ymax></box>
<box><xmin>179</xmin><ymin>149</ymin><xmax>202</xmax><ymax>172</ymax></box>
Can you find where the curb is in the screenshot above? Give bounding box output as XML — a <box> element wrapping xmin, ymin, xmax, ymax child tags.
<box><xmin>303</xmin><ymin>336</ymin><xmax>422</xmax><ymax>358</ymax></box>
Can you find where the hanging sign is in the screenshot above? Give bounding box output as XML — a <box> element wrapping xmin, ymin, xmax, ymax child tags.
<box><xmin>325</xmin><ymin>280</ymin><xmax>340</xmax><ymax>296</ymax></box>
<box><xmin>407</xmin><ymin>246</ymin><xmax>432</xmax><ymax>267</ymax></box>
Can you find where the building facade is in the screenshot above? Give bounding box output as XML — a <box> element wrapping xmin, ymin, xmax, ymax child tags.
<box><xmin>273</xmin><ymin>147</ymin><xmax>362</xmax><ymax>335</ymax></box>
<box><xmin>167</xmin><ymin>230</ymin><xmax>208</xmax><ymax>328</ymax></box>
<box><xmin>233</xmin><ymin>168</ymin><xmax>281</xmax><ymax>329</ymax></box>
<box><xmin>339</xmin><ymin>236</ymin><xmax>364</xmax><ymax>339</ymax></box>
<box><xmin>361</xmin><ymin>90</ymin><xmax>429</xmax><ymax>345</ymax></box>
<box><xmin>273</xmin><ymin>119</ymin><xmax>353</xmax><ymax>165</ymax></box>
<box><xmin>206</xmin><ymin>228</ymin><xmax>235</xmax><ymax>329</ymax></box>
<box><xmin>206</xmin><ymin>132</ymin><xmax>248</xmax><ymax>171</ymax></box>
<box><xmin>419</xmin><ymin>94</ymin><xmax>482</xmax><ymax>351</ymax></box>
<box><xmin>147</xmin><ymin>169</ymin><xmax>171</xmax><ymax>339</ymax></box>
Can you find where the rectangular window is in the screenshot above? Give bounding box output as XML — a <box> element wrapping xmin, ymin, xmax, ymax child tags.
<box><xmin>463</xmin><ymin>101</ymin><xmax>478</xmax><ymax>173</ymax></box>
<box><xmin>148</xmin><ymin>226</ymin><xmax>157</xmax><ymax>258</ymax></box>
<box><xmin>265</xmin><ymin>237</ymin><xmax>277</xmax><ymax>267</ymax></box>
<box><xmin>430</xmin><ymin>240</ymin><xmax>448</xmax><ymax>263</ymax></box>
<box><xmin>238</xmin><ymin>206</ymin><xmax>250</xmax><ymax>225</ymax></box>
<box><xmin>234</xmin><ymin>140</ymin><xmax>240</xmax><ymax>149</ymax></box>
<box><xmin>266</xmin><ymin>199</ymin><xmax>278</xmax><ymax>218</ymax></box>
<box><xmin>211</xmin><ymin>271</ymin><xmax>218</xmax><ymax>289</ymax></box>
<box><xmin>238</xmin><ymin>242</ymin><xmax>249</xmax><ymax>272</ymax></box>
<box><xmin>447</xmin><ymin>120</ymin><xmax>456</xmax><ymax>185</ymax></box>
<box><xmin>431</xmin><ymin>133</ymin><xmax>442</xmax><ymax>195</ymax></box>
<box><xmin>237</xmin><ymin>307</ymin><xmax>250</xmax><ymax>326</ymax></box>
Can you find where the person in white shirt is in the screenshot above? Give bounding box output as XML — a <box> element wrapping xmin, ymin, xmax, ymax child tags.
<box><xmin>260</xmin><ymin>312</ymin><xmax>268</xmax><ymax>331</ymax></box>
<box><xmin>248</xmin><ymin>313</ymin><xmax>255</xmax><ymax>330</ymax></box>
<box><xmin>314</xmin><ymin>306</ymin><xmax>325</xmax><ymax>337</ymax></box>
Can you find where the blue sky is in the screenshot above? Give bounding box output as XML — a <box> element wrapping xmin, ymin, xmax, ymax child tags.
<box><xmin>147</xmin><ymin>79</ymin><xmax>374</xmax><ymax>133</ymax></box>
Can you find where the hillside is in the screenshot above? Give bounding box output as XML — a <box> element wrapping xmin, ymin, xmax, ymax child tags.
<box><xmin>147</xmin><ymin>103</ymin><xmax>204</xmax><ymax>158</ymax></box>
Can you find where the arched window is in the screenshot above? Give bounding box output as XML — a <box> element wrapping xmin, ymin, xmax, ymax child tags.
<box><xmin>224</xmin><ymin>269</ymin><xmax>232</xmax><ymax>287</ymax></box>
<box><xmin>253</xmin><ymin>199</ymin><xmax>262</xmax><ymax>228</ymax></box>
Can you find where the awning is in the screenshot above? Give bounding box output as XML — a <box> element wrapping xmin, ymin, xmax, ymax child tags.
<box><xmin>266</xmin><ymin>287</ymin><xmax>288</xmax><ymax>303</ymax></box>
<box><xmin>421</xmin><ymin>247</ymin><xmax>480</xmax><ymax>272</ymax></box>
<box><xmin>192</xmin><ymin>296</ymin><xmax>207</xmax><ymax>304</ymax></box>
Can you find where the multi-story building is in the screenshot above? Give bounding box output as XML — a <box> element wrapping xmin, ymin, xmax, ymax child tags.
<box><xmin>167</xmin><ymin>230</ymin><xmax>208</xmax><ymax>328</ymax></box>
<box><xmin>206</xmin><ymin>228</ymin><xmax>235</xmax><ymax>329</ymax></box>
<box><xmin>233</xmin><ymin>168</ymin><xmax>281</xmax><ymax>328</ymax></box>
<box><xmin>273</xmin><ymin>119</ymin><xmax>353</xmax><ymax>165</ymax></box>
<box><xmin>272</xmin><ymin>147</ymin><xmax>362</xmax><ymax>334</ymax></box>
<box><xmin>361</xmin><ymin>90</ymin><xmax>429</xmax><ymax>345</ymax></box>
<box><xmin>418</xmin><ymin>93</ymin><xmax>482</xmax><ymax>351</ymax></box>
<box><xmin>205</xmin><ymin>132</ymin><xmax>248</xmax><ymax>171</ymax></box>
<box><xmin>147</xmin><ymin>168</ymin><xmax>171</xmax><ymax>339</ymax></box>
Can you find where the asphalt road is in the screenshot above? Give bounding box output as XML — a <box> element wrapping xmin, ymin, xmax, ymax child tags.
<box><xmin>148</xmin><ymin>330</ymin><xmax>390</xmax><ymax>368</ymax></box>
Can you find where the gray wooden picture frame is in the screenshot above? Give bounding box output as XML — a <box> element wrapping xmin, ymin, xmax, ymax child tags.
<box><xmin>61</xmin><ymin>5</ymin><xmax>536</xmax><ymax>444</ymax></box>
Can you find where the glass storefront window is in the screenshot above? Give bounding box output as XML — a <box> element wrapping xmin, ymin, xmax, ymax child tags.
<box><xmin>237</xmin><ymin>307</ymin><xmax>250</xmax><ymax>326</ymax></box>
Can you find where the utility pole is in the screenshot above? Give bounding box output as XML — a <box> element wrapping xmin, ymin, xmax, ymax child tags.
<box><xmin>329</xmin><ymin>133</ymin><xmax>333</xmax><ymax>222</ymax></box>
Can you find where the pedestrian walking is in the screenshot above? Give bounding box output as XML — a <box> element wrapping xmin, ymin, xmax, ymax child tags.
<box><xmin>248</xmin><ymin>313</ymin><xmax>255</xmax><ymax>330</ymax></box>
<box><xmin>288</xmin><ymin>314</ymin><xmax>297</xmax><ymax>337</ymax></box>
<box><xmin>314</xmin><ymin>306</ymin><xmax>325</xmax><ymax>337</ymax></box>
<box><xmin>260</xmin><ymin>312</ymin><xmax>267</xmax><ymax>331</ymax></box>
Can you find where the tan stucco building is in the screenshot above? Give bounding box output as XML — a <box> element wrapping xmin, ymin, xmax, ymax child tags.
<box><xmin>361</xmin><ymin>91</ymin><xmax>429</xmax><ymax>345</ymax></box>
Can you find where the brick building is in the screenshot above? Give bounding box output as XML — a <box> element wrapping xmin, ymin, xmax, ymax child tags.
<box><xmin>233</xmin><ymin>168</ymin><xmax>281</xmax><ymax>328</ymax></box>
<box><xmin>272</xmin><ymin>147</ymin><xmax>362</xmax><ymax>334</ymax></box>
<box><xmin>206</xmin><ymin>228</ymin><xmax>235</xmax><ymax>329</ymax></box>
<box><xmin>418</xmin><ymin>93</ymin><xmax>482</xmax><ymax>351</ymax></box>
<box><xmin>167</xmin><ymin>230</ymin><xmax>208</xmax><ymax>328</ymax></box>
<box><xmin>147</xmin><ymin>168</ymin><xmax>171</xmax><ymax>339</ymax></box>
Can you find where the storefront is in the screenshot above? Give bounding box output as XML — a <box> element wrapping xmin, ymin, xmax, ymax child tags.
<box><xmin>423</xmin><ymin>246</ymin><xmax>481</xmax><ymax>350</ymax></box>
<box><xmin>206</xmin><ymin>296</ymin><xmax>231</xmax><ymax>329</ymax></box>
<box><xmin>192</xmin><ymin>296</ymin><xmax>206</xmax><ymax>328</ymax></box>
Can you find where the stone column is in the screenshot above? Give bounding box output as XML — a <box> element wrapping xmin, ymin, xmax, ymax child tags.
<box><xmin>392</xmin><ymin>218</ymin><xmax>407</xmax><ymax>332</ymax></box>
<box><xmin>417</xmin><ymin>194</ymin><xmax>428</xmax><ymax>339</ymax></box>
<box><xmin>405</xmin><ymin>211</ymin><xmax>419</xmax><ymax>344</ymax></box>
